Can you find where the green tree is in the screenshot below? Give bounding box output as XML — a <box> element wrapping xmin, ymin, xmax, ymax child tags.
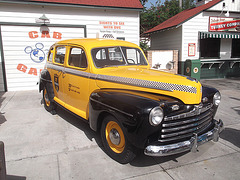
<box><xmin>140</xmin><ymin>0</ymin><xmax>196</xmax><ymax>34</ymax></box>
<box><xmin>140</xmin><ymin>0</ymin><xmax>195</xmax><ymax>53</ymax></box>
<box><xmin>182</xmin><ymin>0</ymin><xmax>195</xmax><ymax>10</ymax></box>
<box><xmin>139</xmin><ymin>0</ymin><xmax>149</xmax><ymax>6</ymax></box>
<box><xmin>140</xmin><ymin>0</ymin><xmax>181</xmax><ymax>34</ymax></box>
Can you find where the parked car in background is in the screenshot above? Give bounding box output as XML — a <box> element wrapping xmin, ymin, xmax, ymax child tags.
<box><xmin>39</xmin><ymin>39</ymin><xmax>224</xmax><ymax>164</ymax></box>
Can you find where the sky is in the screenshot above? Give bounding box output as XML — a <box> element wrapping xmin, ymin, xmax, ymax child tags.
<box><xmin>145</xmin><ymin>0</ymin><xmax>165</xmax><ymax>9</ymax></box>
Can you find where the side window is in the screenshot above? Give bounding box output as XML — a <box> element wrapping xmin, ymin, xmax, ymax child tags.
<box><xmin>122</xmin><ymin>47</ymin><xmax>148</xmax><ymax>65</ymax></box>
<box><xmin>68</xmin><ymin>47</ymin><xmax>87</xmax><ymax>68</ymax></box>
<box><xmin>96</xmin><ymin>49</ymin><xmax>106</xmax><ymax>60</ymax></box>
<box><xmin>126</xmin><ymin>48</ymin><xmax>138</xmax><ymax>64</ymax></box>
<box><xmin>48</xmin><ymin>47</ymin><xmax>54</xmax><ymax>62</ymax></box>
<box><xmin>55</xmin><ymin>46</ymin><xmax>66</xmax><ymax>64</ymax></box>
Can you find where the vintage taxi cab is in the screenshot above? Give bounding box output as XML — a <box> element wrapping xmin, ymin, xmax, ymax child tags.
<box><xmin>39</xmin><ymin>39</ymin><xmax>224</xmax><ymax>164</ymax></box>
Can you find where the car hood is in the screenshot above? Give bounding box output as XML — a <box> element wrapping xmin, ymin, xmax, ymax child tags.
<box><xmin>94</xmin><ymin>66</ymin><xmax>202</xmax><ymax>104</ymax></box>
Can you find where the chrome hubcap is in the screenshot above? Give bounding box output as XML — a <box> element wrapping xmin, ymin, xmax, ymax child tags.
<box><xmin>109</xmin><ymin>128</ymin><xmax>121</xmax><ymax>145</ymax></box>
<box><xmin>45</xmin><ymin>93</ymin><xmax>49</xmax><ymax>102</ymax></box>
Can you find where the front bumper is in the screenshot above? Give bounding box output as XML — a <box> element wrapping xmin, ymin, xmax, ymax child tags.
<box><xmin>144</xmin><ymin>119</ymin><xmax>224</xmax><ymax>156</ymax></box>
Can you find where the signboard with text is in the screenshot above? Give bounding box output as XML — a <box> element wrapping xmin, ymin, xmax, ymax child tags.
<box><xmin>188</xmin><ymin>43</ymin><xmax>196</xmax><ymax>57</ymax></box>
<box><xmin>209</xmin><ymin>17</ymin><xmax>240</xmax><ymax>32</ymax></box>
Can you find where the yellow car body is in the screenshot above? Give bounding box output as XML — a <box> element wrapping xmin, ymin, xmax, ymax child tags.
<box><xmin>39</xmin><ymin>39</ymin><xmax>223</xmax><ymax>164</ymax></box>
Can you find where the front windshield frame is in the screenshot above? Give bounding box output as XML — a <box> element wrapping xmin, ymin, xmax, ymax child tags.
<box><xmin>91</xmin><ymin>46</ymin><xmax>148</xmax><ymax>68</ymax></box>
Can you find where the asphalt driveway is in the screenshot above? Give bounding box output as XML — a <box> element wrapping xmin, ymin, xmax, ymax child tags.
<box><xmin>0</xmin><ymin>78</ymin><xmax>239</xmax><ymax>180</ymax></box>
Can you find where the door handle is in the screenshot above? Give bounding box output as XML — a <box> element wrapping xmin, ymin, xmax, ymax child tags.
<box><xmin>62</xmin><ymin>70</ymin><xmax>66</xmax><ymax>78</ymax></box>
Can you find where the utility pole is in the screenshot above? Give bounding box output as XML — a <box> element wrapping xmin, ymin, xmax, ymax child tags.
<box><xmin>179</xmin><ymin>0</ymin><xmax>182</xmax><ymax>8</ymax></box>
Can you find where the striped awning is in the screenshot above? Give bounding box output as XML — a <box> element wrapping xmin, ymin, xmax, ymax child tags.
<box><xmin>199</xmin><ymin>32</ymin><xmax>240</xmax><ymax>39</ymax></box>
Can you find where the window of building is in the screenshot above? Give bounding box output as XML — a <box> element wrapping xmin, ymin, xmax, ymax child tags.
<box><xmin>200</xmin><ymin>38</ymin><xmax>220</xmax><ymax>58</ymax></box>
<box><xmin>231</xmin><ymin>39</ymin><xmax>240</xmax><ymax>58</ymax></box>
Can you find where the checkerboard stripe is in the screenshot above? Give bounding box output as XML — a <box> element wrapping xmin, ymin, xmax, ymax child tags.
<box><xmin>97</xmin><ymin>74</ymin><xmax>197</xmax><ymax>94</ymax></box>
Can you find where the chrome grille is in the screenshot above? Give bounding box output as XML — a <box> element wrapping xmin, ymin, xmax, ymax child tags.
<box><xmin>160</xmin><ymin>103</ymin><xmax>214</xmax><ymax>143</ymax></box>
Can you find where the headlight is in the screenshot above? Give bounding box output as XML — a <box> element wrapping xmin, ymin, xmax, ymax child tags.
<box><xmin>213</xmin><ymin>92</ymin><xmax>221</xmax><ymax>106</ymax></box>
<box><xmin>149</xmin><ymin>107</ymin><xmax>164</xmax><ymax>126</ymax></box>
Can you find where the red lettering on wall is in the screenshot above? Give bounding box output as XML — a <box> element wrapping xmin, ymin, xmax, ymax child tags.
<box><xmin>17</xmin><ymin>64</ymin><xmax>41</xmax><ymax>76</ymax></box>
<box><xmin>28</xmin><ymin>68</ymin><xmax>37</xmax><ymax>76</ymax></box>
<box><xmin>28</xmin><ymin>31</ymin><xmax>62</xmax><ymax>39</ymax></box>
<box><xmin>41</xmin><ymin>31</ymin><xmax>50</xmax><ymax>38</ymax></box>
<box><xmin>53</xmin><ymin>32</ymin><xmax>62</xmax><ymax>39</ymax></box>
<box><xmin>29</xmin><ymin>31</ymin><xmax>38</xmax><ymax>39</ymax></box>
<box><xmin>17</xmin><ymin>64</ymin><xmax>27</xmax><ymax>73</ymax></box>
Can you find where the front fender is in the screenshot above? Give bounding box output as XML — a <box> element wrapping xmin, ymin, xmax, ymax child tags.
<box><xmin>89</xmin><ymin>89</ymin><xmax>180</xmax><ymax>149</ymax></box>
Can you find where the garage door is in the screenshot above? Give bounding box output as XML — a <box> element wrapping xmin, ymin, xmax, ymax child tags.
<box><xmin>1</xmin><ymin>25</ymin><xmax>84</xmax><ymax>91</ymax></box>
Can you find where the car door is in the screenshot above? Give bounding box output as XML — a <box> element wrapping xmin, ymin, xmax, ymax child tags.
<box><xmin>50</xmin><ymin>46</ymin><xmax>67</xmax><ymax>106</ymax></box>
<box><xmin>63</xmin><ymin>46</ymin><xmax>90</xmax><ymax>119</ymax></box>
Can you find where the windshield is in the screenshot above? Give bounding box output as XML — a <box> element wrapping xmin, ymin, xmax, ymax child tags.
<box><xmin>91</xmin><ymin>46</ymin><xmax>148</xmax><ymax>68</ymax></box>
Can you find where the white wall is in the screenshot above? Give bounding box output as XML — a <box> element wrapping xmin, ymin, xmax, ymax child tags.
<box><xmin>0</xmin><ymin>2</ymin><xmax>141</xmax><ymax>91</ymax></box>
<box><xmin>208</xmin><ymin>0</ymin><xmax>240</xmax><ymax>12</ymax></box>
<box><xmin>151</xmin><ymin>51</ymin><xmax>173</xmax><ymax>69</ymax></box>
<box><xmin>0</xmin><ymin>3</ymin><xmax>140</xmax><ymax>44</ymax></box>
<box><xmin>150</xmin><ymin>26</ymin><xmax>182</xmax><ymax>56</ymax></box>
<box><xmin>0</xmin><ymin>64</ymin><xmax>4</xmax><ymax>91</ymax></box>
<box><xmin>182</xmin><ymin>13</ymin><xmax>209</xmax><ymax>61</ymax></box>
<box><xmin>0</xmin><ymin>37</ymin><xmax>4</xmax><ymax>91</ymax></box>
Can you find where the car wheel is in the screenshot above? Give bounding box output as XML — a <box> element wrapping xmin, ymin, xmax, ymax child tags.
<box><xmin>43</xmin><ymin>87</ymin><xmax>55</xmax><ymax>112</ymax></box>
<box><xmin>101</xmin><ymin>115</ymin><xmax>136</xmax><ymax>164</ymax></box>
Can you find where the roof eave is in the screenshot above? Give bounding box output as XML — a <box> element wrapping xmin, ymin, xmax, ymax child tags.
<box><xmin>145</xmin><ymin>25</ymin><xmax>179</xmax><ymax>35</ymax></box>
<box><xmin>0</xmin><ymin>0</ymin><xmax>143</xmax><ymax>11</ymax></box>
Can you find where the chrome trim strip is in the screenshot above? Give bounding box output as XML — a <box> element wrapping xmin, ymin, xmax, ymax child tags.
<box><xmin>162</xmin><ymin>110</ymin><xmax>212</xmax><ymax>128</ymax></box>
<box><xmin>46</xmin><ymin>64</ymin><xmax>65</xmax><ymax>72</ymax></box>
<box><xmin>164</xmin><ymin>103</ymin><xmax>213</xmax><ymax>121</ymax></box>
<box><xmin>161</xmin><ymin>119</ymin><xmax>212</xmax><ymax>139</ymax></box>
<box><xmin>159</xmin><ymin>119</ymin><xmax>212</xmax><ymax>142</ymax></box>
<box><xmin>46</xmin><ymin>63</ymin><xmax>197</xmax><ymax>94</ymax></box>
<box><xmin>64</xmin><ymin>68</ymin><xmax>97</xmax><ymax>79</ymax></box>
<box><xmin>90</xmin><ymin>97</ymin><xmax>133</xmax><ymax>117</ymax></box>
<box><xmin>162</xmin><ymin>115</ymin><xmax>212</xmax><ymax>133</ymax></box>
<box><xmin>144</xmin><ymin>119</ymin><xmax>224</xmax><ymax>157</ymax></box>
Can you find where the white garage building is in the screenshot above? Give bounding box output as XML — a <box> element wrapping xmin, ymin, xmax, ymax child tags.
<box><xmin>0</xmin><ymin>0</ymin><xmax>142</xmax><ymax>91</ymax></box>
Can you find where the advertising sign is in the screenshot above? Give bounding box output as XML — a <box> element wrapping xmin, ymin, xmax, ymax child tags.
<box><xmin>209</xmin><ymin>17</ymin><xmax>240</xmax><ymax>32</ymax></box>
<box><xmin>188</xmin><ymin>43</ymin><xmax>196</xmax><ymax>57</ymax></box>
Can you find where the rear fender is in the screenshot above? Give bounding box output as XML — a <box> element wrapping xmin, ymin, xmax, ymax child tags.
<box><xmin>39</xmin><ymin>69</ymin><xmax>54</xmax><ymax>101</ymax></box>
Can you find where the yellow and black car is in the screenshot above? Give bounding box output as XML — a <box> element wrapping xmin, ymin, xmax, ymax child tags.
<box><xmin>39</xmin><ymin>39</ymin><xmax>223</xmax><ymax>164</ymax></box>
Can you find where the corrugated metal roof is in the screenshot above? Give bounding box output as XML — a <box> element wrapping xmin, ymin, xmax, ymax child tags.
<box><xmin>145</xmin><ymin>0</ymin><xmax>223</xmax><ymax>34</ymax></box>
<box><xmin>13</xmin><ymin>0</ymin><xmax>143</xmax><ymax>9</ymax></box>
